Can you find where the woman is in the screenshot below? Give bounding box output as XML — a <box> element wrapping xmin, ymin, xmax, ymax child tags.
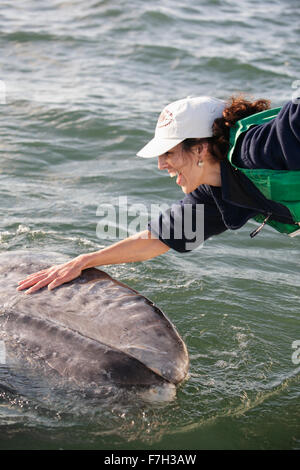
<box><xmin>17</xmin><ymin>95</ymin><xmax>300</xmax><ymax>294</ymax></box>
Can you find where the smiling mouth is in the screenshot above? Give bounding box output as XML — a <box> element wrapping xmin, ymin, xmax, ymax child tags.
<box><xmin>167</xmin><ymin>170</ymin><xmax>184</xmax><ymax>186</ymax></box>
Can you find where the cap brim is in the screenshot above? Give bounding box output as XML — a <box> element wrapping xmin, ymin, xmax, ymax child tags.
<box><xmin>136</xmin><ymin>137</ymin><xmax>183</xmax><ymax>158</ymax></box>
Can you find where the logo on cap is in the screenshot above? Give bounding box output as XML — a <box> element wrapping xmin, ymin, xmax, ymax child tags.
<box><xmin>157</xmin><ymin>108</ymin><xmax>173</xmax><ymax>128</ymax></box>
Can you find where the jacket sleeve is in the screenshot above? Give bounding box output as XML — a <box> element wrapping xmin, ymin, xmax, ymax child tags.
<box><xmin>148</xmin><ymin>185</ymin><xmax>227</xmax><ymax>253</ymax></box>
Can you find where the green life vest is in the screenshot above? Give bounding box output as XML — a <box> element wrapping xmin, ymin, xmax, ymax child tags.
<box><xmin>227</xmin><ymin>107</ymin><xmax>300</xmax><ymax>237</ymax></box>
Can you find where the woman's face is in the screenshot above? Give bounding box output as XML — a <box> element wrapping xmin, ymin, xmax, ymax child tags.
<box><xmin>157</xmin><ymin>142</ymin><xmax>218</xmax><ymax>193</ymax></box>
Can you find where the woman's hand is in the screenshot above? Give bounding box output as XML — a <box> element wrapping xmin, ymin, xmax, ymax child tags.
<box><xmin>16</xmin><ymin>230</ymin><xmax>169</xmax><ymax>295</ymax></box>
<box><xmin>17</xmin><ymin>257</ymin><xmax>84</xmax><ymax>294</ymax></box>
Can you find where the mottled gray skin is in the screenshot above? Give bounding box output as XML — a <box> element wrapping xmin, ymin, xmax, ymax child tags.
<box><xmin>0</xmin><ymin>251</ymin><xmax>189</xmax><ymax>387</ymax></box>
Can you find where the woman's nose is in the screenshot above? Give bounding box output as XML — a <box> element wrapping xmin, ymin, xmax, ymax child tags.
<box><xmin>158</xmin><ymin>155</ymin><xmax>168</xmax><ymax>170</ymax></box>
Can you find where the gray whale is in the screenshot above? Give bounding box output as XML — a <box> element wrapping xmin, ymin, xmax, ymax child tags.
<box><xmin>0</xmin><ymin>251</ymin><xmax>189</xmax><ymax>387</ymax></box>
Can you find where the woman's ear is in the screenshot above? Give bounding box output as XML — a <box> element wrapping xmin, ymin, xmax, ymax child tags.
<box><xmin>195</xmin><ymin>141</ymin><xmax>209</xmax><ymax>155</ymax></box>
<box><xmin>199</xmin><ymin>141</ymin><xmax>209</xmax><ymax>152</ymax></box>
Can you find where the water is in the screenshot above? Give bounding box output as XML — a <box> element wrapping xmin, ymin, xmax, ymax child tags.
<box><xmin>0</xmin><ymin>0</ymin><xmax>299</xmax><ymax>450</ymax></box>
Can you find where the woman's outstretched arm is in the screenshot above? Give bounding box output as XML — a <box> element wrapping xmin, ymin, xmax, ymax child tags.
<box><xmin>17</xmin><ymin>230</ymin><xmax>169</xmax><ymax>294</ymax></box>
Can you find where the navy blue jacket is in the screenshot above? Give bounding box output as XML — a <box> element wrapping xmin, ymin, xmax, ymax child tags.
<box><xmin>149</xmin><ymin>101</ymin><xmax>300</xmax><ymax>252</ymax></box>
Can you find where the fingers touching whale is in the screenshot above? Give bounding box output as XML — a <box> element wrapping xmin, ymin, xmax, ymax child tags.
<box><xmin>0</xmin><ymin>251</ymin><xmax>189</xmax><ymax>387</ymax></box>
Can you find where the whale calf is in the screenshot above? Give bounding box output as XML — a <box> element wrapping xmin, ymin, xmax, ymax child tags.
<box><xmin>0</xmin><ymin>251</ymin><xmax>189</xmax><ymax>388</ymax></box>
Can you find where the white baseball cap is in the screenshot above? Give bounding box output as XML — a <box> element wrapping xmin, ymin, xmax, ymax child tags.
<box><xmin>137</xmin><ymin>96</ymin><xmax>226</xmax><ymax>158</ymax></box>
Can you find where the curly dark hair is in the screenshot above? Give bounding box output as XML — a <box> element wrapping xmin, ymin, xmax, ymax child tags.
<box><xmin>182</xmin><ymin>94</ymin><xmax>271</xmax><ymax>161</ymax></box>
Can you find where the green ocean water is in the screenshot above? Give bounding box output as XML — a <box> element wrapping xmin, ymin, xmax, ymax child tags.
<box><xmin>0</xmin><ymin>0</ymin><xmax>299</xmax><ymax>450</ymax></box>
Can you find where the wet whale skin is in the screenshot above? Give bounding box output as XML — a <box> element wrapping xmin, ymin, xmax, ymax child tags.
<box><xmin>0</xmin><ymin>251</ymin><xmax>189</xmax><ymax>386</ymax></box>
